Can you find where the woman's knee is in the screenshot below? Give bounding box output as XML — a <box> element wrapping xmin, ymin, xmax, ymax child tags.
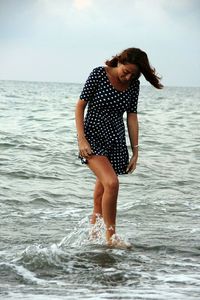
<box><xmin>103</xmin><ymin>175</ymin><xmax>119</xmax><ymax>192</ymax></box>
<box><xmin>88</xmin><ymin>156</ymin><xmax>119</xmax><ymax>192</ymax></box>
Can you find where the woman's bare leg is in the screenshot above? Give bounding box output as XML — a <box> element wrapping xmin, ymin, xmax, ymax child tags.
<box><xmin>87</xmin><ymin>155</ymin><xmax>119</xmax><ymax>242</ymax></box>
<box><xmin>90</xmin><ymin>178</ymin><xmax>104</xmax><ymax>224</ymax></box>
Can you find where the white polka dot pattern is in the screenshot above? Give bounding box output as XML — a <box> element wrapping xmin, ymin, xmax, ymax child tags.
<box><xmin>79</xmin><ymin>66</ymin><xmax>140</xmax><ymax>175</ymax></box>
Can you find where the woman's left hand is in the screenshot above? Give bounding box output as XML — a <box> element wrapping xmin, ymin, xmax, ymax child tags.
<box><xmin>126</xmin><ymin>154</ymin><xmax>138</xmax><ymax>173</ymax></box>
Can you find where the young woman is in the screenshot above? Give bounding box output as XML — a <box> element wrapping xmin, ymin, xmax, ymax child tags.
<box><xmin>75</xmin><ymin>47</ymin><xmax>163</xmax><ymax>247</ymax></box>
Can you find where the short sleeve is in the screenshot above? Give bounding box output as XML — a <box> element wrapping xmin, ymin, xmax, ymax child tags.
<box><xmin>80</xmin><ymin>67</ymin><xmax>101</xmax><ymax>102</ymax></box>
<box><xmin>127</xmin><ymin>79</ymin><xmax>140</xmax><ymax>114</ymax></box>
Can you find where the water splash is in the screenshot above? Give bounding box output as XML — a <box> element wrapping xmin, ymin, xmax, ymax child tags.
<box><xmin>15</xmin><ymin>216</ymin><xmax>106</xmax><ymax>268</ymax></box>
<box><xmin>58</xmin><ymin>215</ymin><xmax>132</xmax><ymax>250</ymax></box>
<box><xmin>58</xmin><ymin>215</ymin><xmax>107</xmax><ymax>248</ymax></box>
<box><xmin>14</xmin><ymin>243</ymin><xmax>65</xmax><ymax>270</ymax></box>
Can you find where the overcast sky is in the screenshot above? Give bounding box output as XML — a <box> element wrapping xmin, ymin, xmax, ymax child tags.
<box><xmin>0</xmin><ymin>0</ymin><xmax>200</xmax><ymax>86</ymax></box>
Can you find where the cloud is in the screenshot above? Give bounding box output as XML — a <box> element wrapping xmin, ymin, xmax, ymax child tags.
<box><xmin>0</xmin><ymin>0</ymin><xmax>199</xmax><ymax>85</ymax></box>
<box><xmin>36</xmin><ymin>0</ymin><xmax>71</xmax><ymax>18</ymax></box>
<box><xmin>36</xmin><ymin>0</ymin><xmax>92</xmax><ymax>19</ymax></box>
<box><xmin>73</xmin><ymin>0</ymin><xmax>92</xmax><ymax>10</ymax></box>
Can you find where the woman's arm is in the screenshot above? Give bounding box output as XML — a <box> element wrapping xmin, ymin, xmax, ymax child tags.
<box><xmin>75</xmin><ymin>99</ymin><xmax>92</xmax><ymax>158</ymax></box>
<box><xmin>126</xmin><ymin>112</ymin><xmax>139</xmax><ymax>173</ymax></box>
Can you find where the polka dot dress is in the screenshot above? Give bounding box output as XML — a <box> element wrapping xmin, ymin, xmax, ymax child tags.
<box><xmin>79</xmin><ymin>66</ymin><xmax>140</xmax><ymax>175</ymax></box>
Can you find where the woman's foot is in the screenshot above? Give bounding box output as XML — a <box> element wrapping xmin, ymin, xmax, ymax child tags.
<box><xmin>107</xmin><ymin>234</ymin><xmax>132</xmax><ymax>249</ymax></box>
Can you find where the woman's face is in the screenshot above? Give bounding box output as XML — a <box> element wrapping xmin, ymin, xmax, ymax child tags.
<box><xmin>117</xmin><ymin>63</ymin><xmax>139</xmax><ymax>83</ymax></box>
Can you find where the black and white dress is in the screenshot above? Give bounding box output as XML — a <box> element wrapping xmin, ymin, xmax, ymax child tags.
<box><xmin>79</xmin><ymin>66</ymin><xmax>140</xmax><ymax>175</ymax></box>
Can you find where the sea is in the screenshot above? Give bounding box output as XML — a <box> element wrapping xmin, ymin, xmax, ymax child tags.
<box><xmin>0</xmin><ymin>79</ymin><xmax>200</xmax><ymax>300</ymax></box>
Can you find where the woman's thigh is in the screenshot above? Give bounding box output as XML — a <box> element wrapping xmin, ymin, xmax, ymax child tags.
<box><xmin>87</xmin><ymin>155</ymin><xmax>118</xmax><ymax>186</ymax></box>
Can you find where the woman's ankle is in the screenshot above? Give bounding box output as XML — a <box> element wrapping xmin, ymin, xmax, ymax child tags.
<box><xmin>106</xmin><ymin>225</ymin><xmax>115</xmax><ymax>241</ymax></box>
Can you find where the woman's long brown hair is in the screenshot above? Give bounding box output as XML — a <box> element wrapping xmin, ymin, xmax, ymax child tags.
<box><xmin>105</xmin><ymin>48</ymin><xmax>163</xmax><ymax>89</ymax></box>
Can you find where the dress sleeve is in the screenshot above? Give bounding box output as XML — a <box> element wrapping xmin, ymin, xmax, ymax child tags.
<box><xmin>127</xmin><ymin>79</ymin><xmax>140</xmax><ymax>113</ymax></box>
<box><xmin>80</xmin><ymin>67</ymin><xmax>100</xmax><ymax>102</ymax></box>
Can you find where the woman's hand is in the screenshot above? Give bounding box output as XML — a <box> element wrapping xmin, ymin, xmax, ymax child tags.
<box><xmin>78</xmin><ymin>136</ymin><xmax>93</xmax><ymax>158</ymax></box>
<box><xmin>126</xmin><ymin>154</ymin><xmax>138</xmax><ymax>173</ymax></box>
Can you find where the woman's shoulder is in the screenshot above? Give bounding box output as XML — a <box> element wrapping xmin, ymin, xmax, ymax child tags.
<box><xmin>91</xmin><ymin>66</ymin><xmax>105</xmax><ymax>74</ymax></box>
<box><xmin>88</xmin><ymin>66</ymin><xmax>105</xmax><ymax>81</ymax></box>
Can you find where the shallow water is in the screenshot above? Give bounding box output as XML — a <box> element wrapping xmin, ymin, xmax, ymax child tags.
<box><xmin>0</xmin><ymin>80</ymin><xmax>200</xmax><ymax>299</ymax></box>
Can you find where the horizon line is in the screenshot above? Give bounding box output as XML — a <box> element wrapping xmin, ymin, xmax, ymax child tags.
<box><xmin>0</xmin><ymin>78</ymin><xmax>199</xmax><ymax>89</ymax></box>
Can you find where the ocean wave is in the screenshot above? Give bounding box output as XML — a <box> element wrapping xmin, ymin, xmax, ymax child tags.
<box><xmin>133</xmin><ymin>243</ymin><xmax>200</xmax><ymax>257</ymax></box>
<box><xmin>0</xmin><ymin>142</ymin><xmax>17</xmax><ymax>149</ymax></box>
<box><xmin>0</xmin><ymin>262</ymin><xmax>46</xmax><ymax>285</ymax></box>
<box><xmin>5</xmin><ymin>94</ymin><xmax>22</xmax><ymax>99</ymax></box>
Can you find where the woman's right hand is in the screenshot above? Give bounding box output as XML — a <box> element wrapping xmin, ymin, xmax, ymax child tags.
<box><xmin>78</xmin><ymin>136</ymin><xmax>93</xmax><ymax>158</ymax></box>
